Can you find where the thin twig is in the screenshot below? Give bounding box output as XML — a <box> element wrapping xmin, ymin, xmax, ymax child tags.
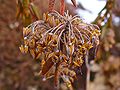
<box><xmin>85</xmin><ymin>51</ymin><xmax>90</xmax><ymax>90</ymax></box>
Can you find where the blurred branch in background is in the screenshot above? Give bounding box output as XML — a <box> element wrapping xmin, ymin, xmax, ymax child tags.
<box><xmin>89</xmin><ymin>0</ymin><xmax>120</xmax><ymax>90</ymax></box>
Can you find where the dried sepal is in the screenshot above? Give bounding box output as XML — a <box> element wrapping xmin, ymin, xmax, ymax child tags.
<box><xmin>23</xmin><ymin>27</ymin><xmax>31</xmax><ymax>37</ymax></box>
<box><xmin>29</xmin><ymin>39</ymin><xmax>35</xmax><ymax>48</ymax></box>
<box><xmin>29</xmin><ymin>49</ymin><xmax>36</xmax><ymax>58</ymax></box>
<box><xmin>42</xmin><ymin>65</ymin><xmax>55</xmax><ymax>81</ymax></box>
<box><xmin>19</xmin><ymin>45</ymin><xmax>28</xmax><ymax>54</ymax></box>
<box><xmin>73</xmin><ymin>57</ymin><xmax>83</xmax><ymax>67</ymax></box>
<box><xmin>41</xmin><ymin>57</ymin><xmax>54</xmax><ymax>75</ymax></box>
<box><xmin>36</xmin><ymin>52</ymin><xmax>41</xmax><ymax>59</ymax></box>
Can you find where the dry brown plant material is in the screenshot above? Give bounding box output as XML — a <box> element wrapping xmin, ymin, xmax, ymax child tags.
<box><xmin>20</xmin><ymin>11</ymin><xmax>100</xmax><ymax>89</ymax></box>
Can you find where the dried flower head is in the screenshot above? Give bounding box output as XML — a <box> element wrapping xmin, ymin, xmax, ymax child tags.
<box><xmin>20</xmin><ymin>11</ymin><xmax>100</xmax><ymax>89</ymax></box>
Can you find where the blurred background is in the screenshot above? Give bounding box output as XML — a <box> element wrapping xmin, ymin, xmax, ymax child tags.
<box><xmin>0</xmin><ymin>0</ymin><xmax>120</xmax><ymax>90</ymax></box>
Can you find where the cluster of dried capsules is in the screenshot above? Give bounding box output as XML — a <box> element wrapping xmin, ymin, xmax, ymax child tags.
<box><xmin>20</xmin><ymin>11</ymin><xmax>100</xmax><ymax>88</ymax></box>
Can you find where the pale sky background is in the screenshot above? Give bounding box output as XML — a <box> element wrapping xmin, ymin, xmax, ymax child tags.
<box><xmin>67</xmin><ymin>0</ymin><xmax>106</xmax><ymax>23</ymax></box>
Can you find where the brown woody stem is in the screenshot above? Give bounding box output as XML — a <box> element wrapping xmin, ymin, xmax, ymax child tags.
<box><xmin>49</xmin><ymin>0</ymin><xmax>55</xmax><ymax>12</ymax></box>
<box><xmin>60</xmin><ymin>0</ymin><xmax>65</xmax><ymax>15</ymax></box>
<box><xmin>54</xmin><ymin>61</ymin><xmax>61</xmax><ymax>89</ymax></box>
